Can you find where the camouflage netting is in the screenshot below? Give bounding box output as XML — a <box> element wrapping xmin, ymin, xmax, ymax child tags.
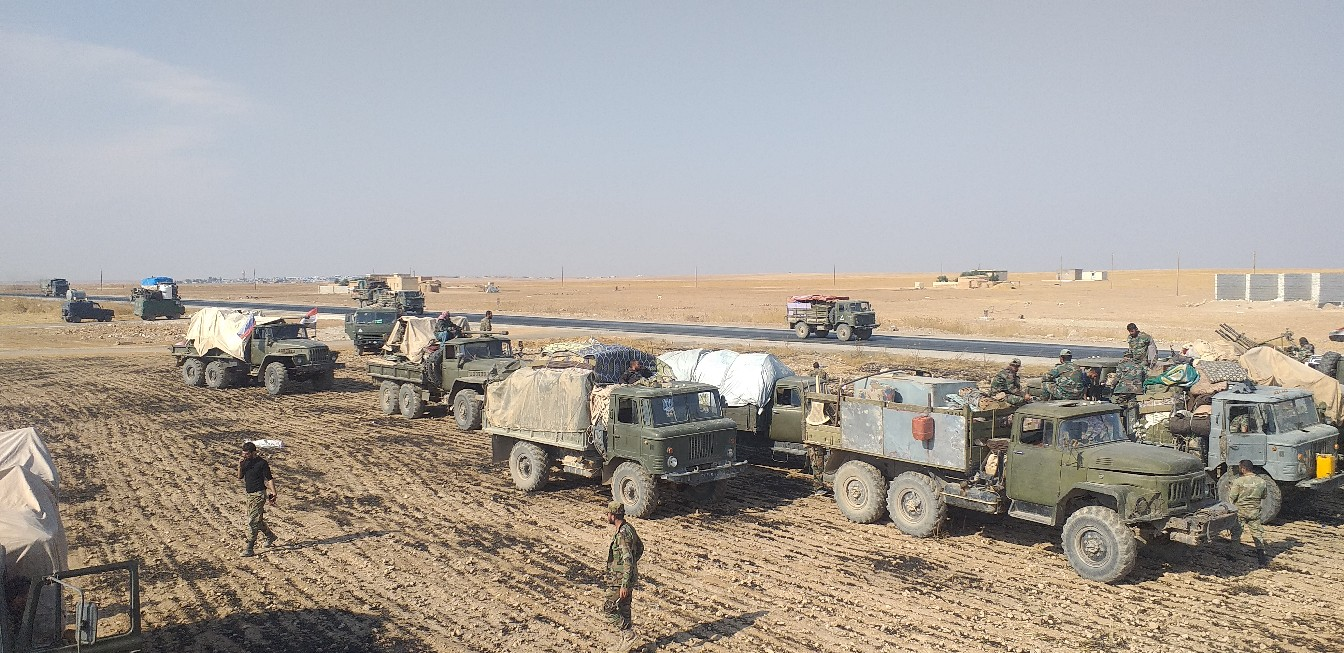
<box><xmin>485</xmin><ymin>367</ymin><xmax>595</xmax><ymax>433</ymax></box>
<box><xmin>540</xmin><ymin>340</ymin><xmax>657</xmax><ymax>384</ymax></box>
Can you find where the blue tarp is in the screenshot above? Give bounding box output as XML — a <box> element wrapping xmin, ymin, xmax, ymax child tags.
<box><xmin>141</xmin><ymin>276</ymin><xmax>174</xmax><ymax>288</ymax></box>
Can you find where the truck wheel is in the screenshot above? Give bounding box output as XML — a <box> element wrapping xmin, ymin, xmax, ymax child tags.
<box><xmin>379</xmin><ymin>381</ymin><xmax>400</xmax><ymax>415</ymax></box>
<box><xmin>833</xmin><ymin>461</ymin><xmax>887</xmax><ymax>523</ymax></box>
<box><xmin>1061</xmin><ymin>506</ymin><xmax>1138</xmax><ymax>583</ymax></box>
<box><xmin>794</xmin><ymin>322</ymin><xmax>811</xmax><ymax>339</ymax></box>
<box><xmin>311</xmin><ymin>369</ymin><xmax>335</xmax><ymax>391</ymax></box>
<box><xmin>685</xmin><ymin>479</ymin><xmax>728</xmax><ymax>505</ymax></box>
<box><xmin>509</xmin><ymin>441</ymin><xmax>550</xmax><ymax>492</ymax></box>
<box><xmin>856</xmin><ymin>328</ymin><xmax>872</xmax><ymax>341</ymax></box>
<box><xmin>263</xmin><ymin>362</ymin><xmax>290</xmax><ymax>396</ymax></box>
<box><xmin>204</xmin><ymin>361</ymin><xmax>230</xmax><ymax>389</ymax></box>
<box><xmin>1317</xmin><ymin>351</ymin><xmax>1340</xmax><ymax>377</ymax></box>
<box><xmin>398</xmin><ymin>383</ymin><xmax>424</xmax><ymax>418</ymax></box>
<box><xmin>99</xmin><ymin>315</ymin><xmax>112</xmax><ymax>322</ymax></box>
<box><xmin>836</xmin><ymin>324</ymin><xmax>854</xmax><ymax>342</ymax></box>
<box><xmin>886</xmin><ymin>472</ymin><xmax>946</xmax><ymax>538</ymax></box>
<box><xmin>181</xmin><ymin>358</ymin><xmax>205</xmax><ymax>387</ymax></box>
<box><xmin>453</xmin><ymin>389</ymin><xmax>483</xmax><ymax>431</ymax></box>
<box><xmin>611</xmin><ymin>461</ymin><xmax>659</xmax><ymax>518</ymax></box>
<box><xmin>1217</xmin><ymin>470</ymin><xmax>1282</xmax><ymax>523</ymax></box>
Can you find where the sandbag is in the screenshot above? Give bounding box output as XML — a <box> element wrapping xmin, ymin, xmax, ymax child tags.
<box><xmin>0</xmin><ymin>428</ymin><xmax>59</xmax><ymax>489</ymax></box>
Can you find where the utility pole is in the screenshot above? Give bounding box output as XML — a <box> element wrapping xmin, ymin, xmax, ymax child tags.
<box><xmin>561</xmin><ymin>266</ymin><xmax>564</xmax><ymax>286</ymax></box>
<box><xmin>1176</xmin><ymin>252</ymin><xmax>1181</xmax><ymax>296</ymax></box>
<box><xmin>1252</xmin><ymin>251</ymin><xmax>1257</xmax><ymax>272</ymax></box>
<box><xmin>694</xmin><ymin>266</ymin><xmax>698</xmax><ymax>289</ymax></box>
<box><xmin>99</xmin><ymin>269</ymin><xmax>103</xmax><ymax>288</ymax></box>
<box><xmin>1109</xmin><ymin>253</ymin><xmax>1113</xmax><ymax>290</ymax></box>
<box><xmin>832</xmin><ymin>264</ymin><xmax>836</xmax><ymax>288</ymax></box>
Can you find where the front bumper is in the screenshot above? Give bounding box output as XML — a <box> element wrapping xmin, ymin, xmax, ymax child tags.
<box><xmin>1161</xmin><ymin>502</ymin><xmax>1237</xmax><ymax>546</ymax></box>
<box><xmin>292</xmin><ymin>362</ymin><xmax>345</xmax><ymax>375</ymax></box>
<box><xmin>1296</xmin><ymin>469</ymin><xmax>1344</xmax><ymax>491</ymax></box>
<box><xmin>662</xmin><ymin>460</ymin><xmax>749</xmax><ymax>485</ymax></box>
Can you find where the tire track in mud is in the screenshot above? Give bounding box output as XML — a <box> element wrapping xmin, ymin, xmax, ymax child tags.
<box><xmin>3</xmin><ymin>353</ymin><xmax>1344</xmax><ymax>652</ymax></box>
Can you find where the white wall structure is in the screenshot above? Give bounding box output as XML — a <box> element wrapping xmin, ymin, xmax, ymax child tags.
<box><xmin>1213</xmin><ymin>273</ymin><xmax>1344</xmax><ymax>305</ymax></box>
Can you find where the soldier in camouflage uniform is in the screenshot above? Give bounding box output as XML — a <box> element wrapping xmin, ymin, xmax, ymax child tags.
<box><xmin>603</xmin><ymin>500</ymin><xmax>644</xmax><ymax>651</ymax></box>
<box><xmin>1042</xmin><ymin>349</ymin><xmax>1085</xmax><ymax>400</ymax></box>
<box><xmin>1290</xmin><ymin>337</ymin><xmax>1315</xmax><ymax>363</ymax></box>
<box><xmin>1110</xmin><ymin>357</ymin><xmax>1146</xmax><ymax>407</ymax></box>
<box><xmin>1125</xmin><ymin>323</ymin><xmax>1155</xmax><ymax>367</ymax></box>
<box><xmin>989</xmin><ymin>359</ymin><xmax>1030</xmax><ymax>406</ymax></box>
<box><xmin>1227</xmin><ymin>459</ymin><xmax>1269</xmax><ymax>566</ymax></box>
<box><xmin>807</xmin><ymin>445</ymin><xmax>829</xmax><ymax>495</ymax></box>
<box><xmin>1229</xmin><ymin>410</ymin><xmax>1257</xmax><ymax>433</ymax></box>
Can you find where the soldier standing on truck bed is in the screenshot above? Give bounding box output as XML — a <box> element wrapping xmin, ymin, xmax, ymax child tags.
<box><xmin>1126</xmin><ymin>323</ymin><xmax>1157</xmax><ymax>367</ymax></box>
<box><xmin>603</xmin><ymin>501</ymin><xmax>643</xmax><ymax>652</ymax></box>
<box><xmin>1228</xmin><ymin>459</ymin><xmax>1269</xmax><ymax>566</ymax></box>
<box><xmin>479</xmin><ymin>310</ymin><xmax>493</xmax><ymax>333</ymax></box>
<box><xmin>1043</xmin><ymin>349</ymin><xmax>1085</xmax><ymax>400</ymax></box>
<box><xmin>1110</xmin><ymin>357</ymin><xmax>1146</xmax><ymax>407</ymax></box>
<box><xmin>989</xmin><ymin>358</ymin><xmax>1030</xmax><ymax>405</ymax></box>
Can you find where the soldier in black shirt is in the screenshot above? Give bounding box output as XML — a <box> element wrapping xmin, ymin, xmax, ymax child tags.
<box><xmin>239</xmin><ymin>442</ymin><xmax>278</xmax><ymax>557</ymax></box>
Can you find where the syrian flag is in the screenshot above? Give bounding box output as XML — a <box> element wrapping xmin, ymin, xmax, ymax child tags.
<box><xmin>237</xmin><ymin>314</ymin><xmax>257</xmax><ymax>339</ymax></box>
<box><xmin>300</xmin><ymin>307</ymin><xmax>319</xmax><ymax>326</ymax></box>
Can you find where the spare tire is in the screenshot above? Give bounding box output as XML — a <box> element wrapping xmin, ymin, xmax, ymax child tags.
<box><xmin>1188</xmin><ymin>415</ymin><xmax>1211</xmax><ymax>438</ymax></box>
<box><xmin>1317</xmin><ymin>351</ymin><xmax>1341</xmax><ymax>378</ymax></box>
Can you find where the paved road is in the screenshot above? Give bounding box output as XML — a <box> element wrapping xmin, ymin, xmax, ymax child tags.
<box><xmin>6</xmin><ymin>292</ymin><xmax>1127</xmax><ymax>359</ymax></box>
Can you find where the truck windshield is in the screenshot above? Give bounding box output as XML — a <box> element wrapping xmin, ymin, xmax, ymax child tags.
<box><xmin>853</xmin><ymin>302</ymin><xmax>871</xmax><ymax>311</ymax></box>
<box><xmin>1058</xmin><ymin>413</ymin><xmax>1127</xmax><ymax>447</ymax></box>
<box><xmin>265</xmin><ymin>324</ymin><xmax>306</xmax><ymax>340</ymax></box>
<box><xmin>355</xmin><ymin>311</ymin><xmax>397</xmax><ymax>324</ymax></box>
<box><xmin>460</xmin><ymin>340</ymin><xmax>512</xmax><ymax>359</ymax></box>
<box><xmin>1271</xmin><ymin>397</ymin><xmax>1320</xmax><ymax>432</ymax></box>
<box><xmin>646</xmin><ymin>391</ymin><xmax>723</xmax><ymax>426</ymax></box>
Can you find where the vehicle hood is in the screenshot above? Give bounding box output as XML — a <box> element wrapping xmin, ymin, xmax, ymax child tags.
<box><xmin>273</xmin><ymin>338</ymin><xmax>330</xmax><ymax>352</ymax></box>
<box><xmin>1081</xmin><ymin>442</ymin><xmax>1202</xmax><ymax>475</ymax></box>
<box><xmin>1266</xmin><ymin>423</ymin><xmax>1340</xmax><ymax>447</ymax></box>
<box><xmin>462</xmin><ymin>357</ymin><xmax>522</xmax><ymax>375</ymax></box>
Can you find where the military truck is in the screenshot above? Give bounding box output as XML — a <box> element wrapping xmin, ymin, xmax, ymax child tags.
<box><xmin>38</xmin><ymin>279</ymin><xmax>69</xmax><ymax>298</ymax></box>
<box><xmin>722</xmin><ymin>375</ymin><xmax>816</xmax><ymax>456</ymax></box>
<box><xmin>1</xmin><ymin>560</ymin><xmax>144</xmax><ymax>653</ymax></box>
<box><xmin>485</xmin><ymin>366</ymin><xmax>746</xmax><ymax>517</ymax></box>
<box><xmin>344</xmin><ymin>306</ymin><xmax>400</xmax><ymax>355</ymax></box>
<box><xmin>171</xmin><ymin>308</ymin><xmax>342</xmax><ymax>395</ymax></box>
<box><xmin>803</xmin><ymin>375</ymin><xmax>1235</xmax><ymax>583</ymax></box>
<box><xmin>59</xmin><ymin>291</ymin><xmax>114</xmax><ymax>323</ymax></box>
<box><xmin>367</xmin><ymin>323</ymin><xmax>521</xmax><ymax>429</ymax></box>
<box><xmin>131</xmin><ymin>277</ymin><xmax>185</xmax><ymax>320</ymax></box>
<box><xmin>350</xmin><ymin>278</ymin><xmax>425</xmax><ymax>314</ymax></box>
<box><xmin>787</xmin><ymin>295</ymin><xmax>878</xmax><ymax>341</ymax></box>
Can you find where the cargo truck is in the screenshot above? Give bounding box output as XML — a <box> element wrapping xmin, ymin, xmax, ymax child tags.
<box><xmin>786</xmin><ymin>295</ymin><xmax>878</xmax><ymax>341</ymax></box>
<box><xmin>38</xmin><ymin>279</ymin><xmax>69</xmax><ymax>298</ymax></box>
<box><xmin>344</xmin><ymin>306</ymin><xmax>400</xmax><ymax>355</ymax></box>
<box><xmin>171</xmin><ymin>308</ymin><xmax>342</xmax><ymax>395</ymax></box>
<box><xmin>131</xmin><ymin>277</ymin><xmax>185</xmax><ymax>320</ymax></box>
<box><xmin>367</xmin><ymin>321</ymin><xmax>520</xmax><ymax>429</ymax></box>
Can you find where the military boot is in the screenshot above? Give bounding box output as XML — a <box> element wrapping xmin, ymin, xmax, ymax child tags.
<box><xmin>607</xmin><ymin>630</ymin><xmax>636</xmax><ymax>653</ymax></box>
<box><xmin>1256</xmin><ymin>549</ymin><xmax>1268</xmax><ymax>567</ymax></box>
<box><xmin>240</xmin><ymin>546</ymin><xmax>254</xmax><ymax>558</ymax></box>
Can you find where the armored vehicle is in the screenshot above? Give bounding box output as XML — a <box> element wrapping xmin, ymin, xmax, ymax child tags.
<box><xmin>171</xmin><ymin>308</ymin><xmax>342</xmax><ymax>395</ymax></box>
<box><xmin>59</xmin><ymin>291</ymin><xmax>114</xmax><ymax>323</ymax></box>
<box><xmin>350</xmin><ymin>278</ymin><xmax>424</xmax><ymax>314</ymax></box>
<box><xmin>38</xmin><ymin>279</ymin><xmax>69</xmax><ymax>298</ymax></box>
<box><xmin>787</xmin><ymin>295</ymin><xmax>878</xmax><ymax>341</ymax></box>
<box><xmin>344</xmin><ymin>306</ymin><xmax>400</xmax><ymax>355</ymax></box>
<box><xmin>803</xmin><ymin>373</ymin><xmax>1234</xmax><ymax>583</ymax></box>
<box><xmin>367</xmin><ymin>320</ymin><xmax>521</xmax><ymax>429</ymax></box>
<box><xmin>131</xmin><ymin>277</ymin><xmax>185</xmax><ymax>320</ymax></box>
<box><xmin>486</xmin><ymin>367</ymin><xmax>746</xmax><ymax>517</ymax></box>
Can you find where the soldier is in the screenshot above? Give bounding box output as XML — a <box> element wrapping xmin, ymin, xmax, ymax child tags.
<box><xmin>478</xmin><ymin>310</ymin><xmax>493</xmax><ymax>333</ymax></box>
<box><xmin>1229</xmin><ymin>410</ymin><xmax>1257</xmax><ymax>433</ymax></box>
<box><xmin>238</xmin><ymin>442</ymin><xmax>278</xmax><ymax>557</ymax></box>
<box><xmin>603</xmin><ymin>500</ymin><xmax>644</xmax><ymax>652</ymax></box>
<box><xmin>989</xmin><ymin>358</ymin><xmax>1031</xmax><ymax>406</ymax></box>
<box><xmin>1125</xmin><ymin>323</ymin><xmax>1156</xmax><ymax>367</ymax></box>
<box><xmin>810</xmin><ymin>362</ymin><xmax>829</xmax><ymax>383</ymax></box>
<box><xmin>1110</xmin><ymin>357</ymin><xmax>1146</xmax><ymax>407</ymax></box>
<box><xmin>807</xmin><ymin>445</ymin><xmax>829</xmax><ymax>496</ymax></box>
<box><xmin>1042</xmin><ymin>349</ymin><xmax>1085</xmax><ymax>400</ymax></box>
<box><xmin>1292</xmin><ymin>337</ymin><xmax>1314</xmax><ymax>363</ymax></box>
<box><xmin>1227</xmin><ymin>459</ymin><xmax>1269</xmax><ymax>566</ymax></box>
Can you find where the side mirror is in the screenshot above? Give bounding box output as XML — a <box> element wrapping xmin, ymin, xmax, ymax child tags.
<box><xmin>76</xmin><ymin>599</ymin><xmax>98</xmax><ymax>645</ymax></box>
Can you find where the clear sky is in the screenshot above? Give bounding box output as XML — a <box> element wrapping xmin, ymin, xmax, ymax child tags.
<box><xmin>2</xmin><ymin>2</ymin><xmax>1341</xmax><ymax>281</ymax></box>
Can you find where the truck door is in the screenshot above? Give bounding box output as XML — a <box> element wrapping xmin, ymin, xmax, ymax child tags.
<box><xmin>1224</xmin><ymin>403</ymin><xmax>1268</xmax><ymax>466</ymax></box>
<box><xmin>1005</xmin><ymin>416</ymin><xmax>1064</xmax><ymax>508</ymax></box>
<box><xmin>248</xmin><ymin>328</ymin><xmax>268</xmax><ymax>365</ymax></box>
<box><xmin>769</xmin><ymin>383</ymin><xmax>805</xmax><ymax>443</ymax></box>
<box><xmin>611</xmin><ymin>396</ymin><xmax>644</xmax><ymax>457</ymax></box>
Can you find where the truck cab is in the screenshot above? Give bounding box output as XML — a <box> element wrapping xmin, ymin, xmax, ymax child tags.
<box><xmin>724</xmin><ymin>375</ymin><xmax>815</xmax><ymax>454</ymax></box>
<box><xmin>40</xmin><ymin>279</ymin><xmax>69</xmax><ymax>298</ymax></box>
<box><xmin>345</xmin><ymin>307</ymin><xmax>401</xmax><ymax>354</ymax></box>
<box><xmin>369</xmin><ymin>332</ymin><xmax>522</xmax><ymax>429</ymax></box>
<box><xmin>787</xmin><ymin>295</ymin><xmax>879</xmax><ymax>341</ymax></box>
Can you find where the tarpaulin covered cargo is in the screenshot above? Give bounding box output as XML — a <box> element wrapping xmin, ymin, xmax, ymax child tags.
<box><xmin>657</xmin><ymin>349</ymin><xmax>707</xmax><ymax>381</ymax></box>
<box><xmin>788</xmin><ymin>295</ymin><xmax>848</xmax><ymax>303</ymax></box>
<box><xmin>0</xmin><ymin>466</ymin><xmax>68</xmax><ymax>581</ymax></box>
<box><xmin>1239</xmin><ymin>346</ymin><xmax>1344</xmax><ymax>425</ymax></box>
<box><xmin>0</xmin><ymin>428</ymin><xmax>59</xmax><ymax>489</ymax></box>
<box><xmin>382</xmin><ymin>316</ymin><xmax>439</xmax><ymax>363</ymax></box>
<box><xmin>141</xmin><ymin>276</ymin><xmax>174</xmax><ymax>288</ymax></box>
<box><xmin>541</xmin><ymin>341</ymin><xmax>657</xmax><ymax>384</ymax></box>
<box><xmin>184</xmin><ymin>307</ymin><xmax>284</xmax><ymax>360</ymax></box>
<box><xmin>657</xmin><ymin>349</ymin><xmax>795</xmax><ymax>409</ymax></box>
<box><xmin>485</xmin><ymin>367</ymin><xmax>595</xmax><ymax>434</ymax></box>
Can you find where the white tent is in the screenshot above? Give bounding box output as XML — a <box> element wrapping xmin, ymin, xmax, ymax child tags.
<box><xmin>0</xmin><ymin>428</ymin><xmax>59</xmax><ymax>489</ymax></box>
<box><xmin>0</xmin><ymin>466</ymin><xmax>68</xmax><ymax>582</ymax></box>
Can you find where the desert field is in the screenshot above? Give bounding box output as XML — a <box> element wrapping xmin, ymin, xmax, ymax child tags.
<box><xmin>3</xmin><ymin>274</ymin><xmax>1344</xmax><ymax>653</ymax></box>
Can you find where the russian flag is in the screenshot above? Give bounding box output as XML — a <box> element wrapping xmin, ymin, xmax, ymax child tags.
<box><xmin>301</xmin><ymin>307</ymin><xmax>319</xmax><ymax>325</ymax></box>
<box><xmin>237</xmin><ymin>315</ymin><xmax>256</xmax><ymax>339</ymax></box>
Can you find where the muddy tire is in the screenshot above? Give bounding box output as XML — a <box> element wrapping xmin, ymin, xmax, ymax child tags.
<box><xmin>398</xmin><ymin>383</ymin><xmax>424</xmax><ymax>418</ymax></box>
<box><xmin>794</xmin><ymin>322</ymin><xmax>811</xmax><ymax>339</ymax></box>
<box><xmin>453</xmin><ymin>389</ymin><xmax>482</xmax><ymax>431</ymax></box>
<box><xmin>685</xmin><ymin>479</ymin><xmax>728</xmax><ymax>505</ymax></box>
<box><xmin>833</xmin><ymin>460</ymin><xmax>887</xmax><ymax>524</ymax></box>
<box><xmin>263</xmin><ymin>362</ymin><xmax>290</xmax><ymax>396</ymax></box>
<box><xmin>611</xmin><ymin>461</ymin><xmax>659</xmax><ymax>518</ymax></box>
<box><xmin>856</xmin><ymin>328</ymin><xmax>873</xmax><ymax>341</ymax></box>
<box><xmin>1217</xmin><ymin>470</ymin><xmax>1282</xmax><ymax>523</ymax></box>
<box><xmin>379</xmin><ymin>381</ymin><xmax>400</xmax><ymax>415</ymax></box>
<box><xmin>181</xmin><ymin>358</ymin><xmax>205</xmax><ymax>387</ymax></box>
<box><xmin>1061</xmin><ymin>506</ymin><xmax>1137</xmax><ymax>583</ymax></box>
<box><xmin>886</xmin><ymin>472</ymin><xmax>946</xmax><ymax>538</ymax></box>
<box><xmin>204</xmin><ymin>361</ymin><xmax>230</xmax><ymax>389</ymax></box>
<box><xmin>1317</xmin><ymin>351</ymin><xmax>1340</xmax><ymax>378</ymax></box>
<box><xmin>311</xmin><ymin>369</ymin><xmax>335</xmax><ymax>391</ymax></box>
<box><xmin>509</xmin><ymin>441</ymin><xmax>550</xmax><ymax>492</ymax></box>
<box><xmin>836</xmin><ymin>324</ymin><xmax>854</xmax><ymax>342</ymax></box>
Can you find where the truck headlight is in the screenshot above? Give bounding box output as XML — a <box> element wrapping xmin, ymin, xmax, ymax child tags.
<box><xmin>726</xmin><ymin>448</ymin><xmax>733</xmax><ymax>459</ymax></box>
<box><xmin>667</xmin><ymin>456</ymin><xmax>678</xmax><ymax>469</ymax></box>
<box><xmin>294</xmin><ymin>354</ymin><xmax>307</xmax><ymax>365</ymax></box>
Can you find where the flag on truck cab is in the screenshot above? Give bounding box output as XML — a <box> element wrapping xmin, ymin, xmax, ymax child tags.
<box><xmin>301</xmin><ymin>307</ymin><xmax>319</xmax><ymax>325</ymax></box>
<box><xmin>237</xmin><ymin>315</ymin><xmax>256</xmax><ymax>339</ymax></box>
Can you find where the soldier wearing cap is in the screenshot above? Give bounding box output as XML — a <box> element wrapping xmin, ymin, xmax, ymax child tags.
<box><xmin>989</xmin><ymin>358</ymin><xmax>1031</xmax><ymax>406</ymax></box>
<box><xmin>603</xmin><ymin>500</ymin><xmax>643</xmax><ymax>651</ymax></box>
<box><xmin>1043</xmin><ymin>349</ymin><xmax>1085</xmax><ymax>400</ymax></box>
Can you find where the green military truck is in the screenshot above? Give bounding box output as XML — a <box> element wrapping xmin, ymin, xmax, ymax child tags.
<box><xmin>802</xmin><ymin>375</ymin><xmax>1235</xmax><ymax>583</ymax></box>
<box><xmin>350</xmin><ymin>278</ymin><xmax>425</xmax><ymax>315</ymax></box>
<box><xmin>787</xmin><ymin>295</ymin><xmax>878</xmax><ymax>341</ymax></box>
<box><xmin>486</xmin><ymin>366</ymin><xmax>746</xmax><ymax>517</ymax></box>
<box><xmin>131</xmin><ymin>277</ymin><xmax>185</xmax><ymax>320</ymax></box>
<box><xmin>367</xmin><ymin>323</ymin><xmax>521</xmax><ymax>429</ymax></box>
<box><xmin>59</xmin><ymin>291</ymin><xmax>114</xmax><ymax>323</ymax></box>
<box><xmin>344</xmin><ymin>306</ymin><xmax>400</xmax><ymax>355</ymax></box>
<box><xmin>38</xmin><ymin>279</ymin><xmax>69</xmax><ymax>298</ymax></box>
<box><xmin>722</xmin><ymin>375</ymin><xmax>815</xmax><ymax>455</ymax></box>
<box><xmin>172</xmin><ymin>308</ymin><xmax>342</xmax><ymax>395</ymax></box>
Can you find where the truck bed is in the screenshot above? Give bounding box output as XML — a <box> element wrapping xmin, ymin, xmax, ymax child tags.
<box><xmin>805</xmin><ymin>394</ymin><xmax>1015</xmax><ymax>473</ymax></box>
<box><xmin>484</xmin><ymin>426</ymin><xmax>592</xmax><ymax>453</ymax></box>
<box><xmin>367</xmin><ymin>359</ymin><xmax>424</xmax><ymax>382</ymax></box>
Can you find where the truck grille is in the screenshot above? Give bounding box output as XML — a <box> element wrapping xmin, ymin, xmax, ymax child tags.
<box><xmin>1168</xmin><ymin>478</ymin><xmax>1201</xmax><ymax>506</ymax></box>
<box><xmin>688</xmin><ymin>433</ymin><xmax>716</xmax><ymax>461</ymax></box>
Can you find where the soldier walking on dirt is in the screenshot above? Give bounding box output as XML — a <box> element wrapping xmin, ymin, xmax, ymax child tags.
<box><xmin>239</xmin><ymin>442</ymin><xmax>278</xmax><ymax>557</ymax></box>
<box><xmin>1228</xmin><ymin>459</ymin><xmax>1269</xmax><ymax>567</ymax></box>
<box><xmin>603</xmin><ymin>500</ymin><xmax>643</xmax><ymax>652</ymax></box>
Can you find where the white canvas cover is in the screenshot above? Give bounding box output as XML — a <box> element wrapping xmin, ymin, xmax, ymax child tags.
<box><xmin>381</xmin><ymin>316</ymin><xmax>439</xmax><ymax>363</ymax></box>
<box><xmin>1239</xmin><ymin>346</ymin><xmax>1344</xmax><ymax>425</ymax></box>
<box><xmin>659</xmin><ymin>349</ymin><xmax>795</xmax><ymax>409</ymax></box>
<box><xmin>486</xmin><ymin>367</ymin><xmax>595</xmax><ymax>433</ymax></box>
<box><xmin>183</xmin><ymin>307</ymin><xmax>283</xmax><ymax>360</ymax></box>
<box><xmin>0</xmin><ymin>466</ymin><xmax>68</xmax><ymax>582</ymax></box>
<box><xmin>0</xmin><ymin>428</ymin><xmax>59</xmax><ymax>489</ymax></box>
<box><xmin>656</xmin><ymin>349</ymin><xmax>707</xmax><ymax>380</ymax></box>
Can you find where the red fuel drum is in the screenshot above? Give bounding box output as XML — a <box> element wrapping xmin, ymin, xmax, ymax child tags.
<box><xmin>912</xmin><ymin>413</ymin><xmax>935</xmax><ymax>442</ymax></box>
